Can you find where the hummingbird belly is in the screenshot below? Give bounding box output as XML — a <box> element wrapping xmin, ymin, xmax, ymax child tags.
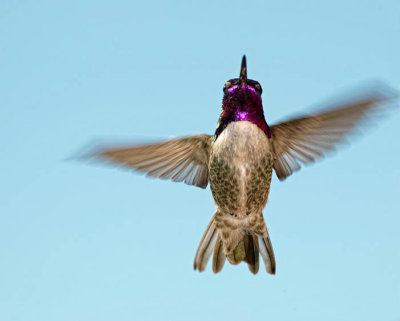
<box><xmin>209</xmin><ymin>121</ymin><xmax>273</xmax><ymax>224</ymax></box>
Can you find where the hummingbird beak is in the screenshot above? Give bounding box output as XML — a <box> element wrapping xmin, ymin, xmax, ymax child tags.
<box><xmin>239</xmin><ymin>55</ymin><xmax>247</xmax><ymax>86</ymax></box>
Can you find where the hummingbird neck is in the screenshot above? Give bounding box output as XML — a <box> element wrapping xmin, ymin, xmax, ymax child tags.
<box><xmin>215</xmin><ymin>97</ymin><xmax>272</xmax><ymax>139</ymax></box>
<box><xmin>214</xmin><ymin>107</ymin><xmax>272</xmax><ymax>139</ymax></box>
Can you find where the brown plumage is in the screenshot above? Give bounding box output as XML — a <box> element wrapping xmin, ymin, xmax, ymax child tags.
<box><xmin>270</xmin><ymin>94</ymin><xmax>392</xmax><ymax>180</ymax></box>
<box><xmin>98</xmin><ymin>135</ymin><xmax>213</xmax><ymax>188</ymax></box>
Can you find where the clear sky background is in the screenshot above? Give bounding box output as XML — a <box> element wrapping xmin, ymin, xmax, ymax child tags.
<box><xmin>1</xmin><ymin>1</ymin><xmax>400</xmax><ymax>320</ymax></box>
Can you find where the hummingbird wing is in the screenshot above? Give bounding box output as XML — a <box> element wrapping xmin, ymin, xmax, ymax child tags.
<box><xmin>270</xmin><ymin>86</ymin><xmax>397</xmax><ymax>180</ymax></box>
<box><xmin>91</xmin><ymin>134</ymin><xmax>213</xmax><ymax>188</ymax></box>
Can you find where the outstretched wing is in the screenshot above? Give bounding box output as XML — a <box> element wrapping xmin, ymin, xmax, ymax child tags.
<box><xmin>270</xmin><ymin>86</ymin><xmax>397</xmax><ymax>180</ymax></box>
<box><xmin>91</xmin><ymin>134</ymin><xmax>213</xmax><ymax>188</ymax></box>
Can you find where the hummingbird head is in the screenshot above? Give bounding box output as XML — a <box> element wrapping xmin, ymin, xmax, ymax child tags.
<box><xmin>222</xmin><ymin>55</ymin><xmax>263</xmax><ymax>115</ymax></box>
<box><xmin>215</xmin><ymin>56</ymin><xmax>270</xmax><ymax>139</ymax></box>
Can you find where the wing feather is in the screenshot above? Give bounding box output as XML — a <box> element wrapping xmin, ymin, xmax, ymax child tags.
<box><xmin>271</xmin><ymin>86</ymin><xmax>397</xmax><ymax>180</ymax></box>
<box><xmin>92</xmin><ymin>134</ymin><xmax>213</xmax><ymax>188</ymax></box>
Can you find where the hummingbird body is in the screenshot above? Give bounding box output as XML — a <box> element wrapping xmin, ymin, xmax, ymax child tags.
<box><xmin>210</xmin><ymin>121</ymin><xmax>273</xmax><ymax>218</ymax></box>
<box><xmin>208</xmin><ymin>121</ymin><xmax>274</xmax><ymax>273</ymax></box>
<box><xmin>92</xmin><ymin>56</ymin><xmax>395</xmax><ymax>274</ymax></box>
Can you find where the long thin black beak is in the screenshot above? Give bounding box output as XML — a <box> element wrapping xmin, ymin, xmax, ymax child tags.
<box><xmin>239</xmin><ymin>55</ymin><xmax>247</xmax><ymax>85</ymax></box>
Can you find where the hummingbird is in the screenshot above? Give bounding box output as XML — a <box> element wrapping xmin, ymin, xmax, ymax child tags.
<box><xmin>90</xmin><ymin>56</ymin><xmax>395</xmax><ymax>274</ymax></box>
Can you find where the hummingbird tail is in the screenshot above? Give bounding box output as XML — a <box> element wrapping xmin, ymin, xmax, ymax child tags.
<box><xmin>193</xmin><ymin>213</ymin><xmax>276</xmax><ymax>274</ymax></box>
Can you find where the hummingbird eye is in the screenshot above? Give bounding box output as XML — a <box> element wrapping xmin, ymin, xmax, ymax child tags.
<box><xmin>223</xmin><ymin>81</ymin><xmax>231</xmax><ymax>92</ymax></box>
<box><xmin>255</xmin><ymin>83</ymin><xmax>262</xmax><ymax>94</ymax></box>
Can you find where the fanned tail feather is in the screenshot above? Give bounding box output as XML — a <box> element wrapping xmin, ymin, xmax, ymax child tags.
<box><xmin>193</xmin><ymin>215</ymin><xmax>218</xmax><ymax>272</ymax></box>
<box><xmin>258</xmin><ymin>234</ymin><xmax>276</xmax><ymax>274</ymax></box>
<box><xmin>194</xmin><ymin>215</ymin><xmax>275</xmax><ymax>274</ymax></box>
<box><xmin>243</xmin><ymin>234</ymin><xmax>260</xmax><ymax>274</ymax></box>
<box><xmin>212</xmin><ymin>235</ymin><xmax>226</xmax><ymax>273</ymax></box>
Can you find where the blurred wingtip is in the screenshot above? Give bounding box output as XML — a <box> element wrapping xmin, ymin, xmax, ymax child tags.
<box><xmin>359</xmin><ymin>80</ymin><xmax>399</xmax><ymax>109</ymax></box>
<box><xmin>367</xmin><ymin>80</ymin><xmax>399</xmax><ymax>103</ymax></box>
<box><xmin>65</xmin><ymin>139</ymin><xmax>104</xmax><ymax>163</ymax></box>
<box><xmin>65</xmin><ymin>135</ymin><xmax>174</xmax><ymax>164</ymax></box>
<box><xmin>341</xmin><ymin>79</ymin><xmax>398</xmax><ymax>104</ymax></box>
<box><xmin>310</xmin><ymin>80</ymin><xmax>399</xmax><ymax>117</ymax></box>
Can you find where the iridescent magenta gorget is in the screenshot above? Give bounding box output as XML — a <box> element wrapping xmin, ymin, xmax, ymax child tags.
<box><xmin>214</xmin><ymin>82</ymin><xmax>272</xmax><ymax>139</ymax></box>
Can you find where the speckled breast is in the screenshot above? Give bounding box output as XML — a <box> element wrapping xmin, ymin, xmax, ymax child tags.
<box><xmin>209</xmin><ymin>121</ymin><xmax>273</xmax><ymax>216</ymax></box>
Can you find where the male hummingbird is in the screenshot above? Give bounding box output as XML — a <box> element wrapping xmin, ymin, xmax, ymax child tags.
<box><xmin>90</xmin><ymin>56</ymin><xmax>395</xmax><ymax>274</ymax></box>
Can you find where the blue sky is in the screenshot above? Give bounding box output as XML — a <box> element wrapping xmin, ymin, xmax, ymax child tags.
<box><xmin>1</xmin><ymin>1</ymin><xmax>400</xmax><ymax>320</ymax></box>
